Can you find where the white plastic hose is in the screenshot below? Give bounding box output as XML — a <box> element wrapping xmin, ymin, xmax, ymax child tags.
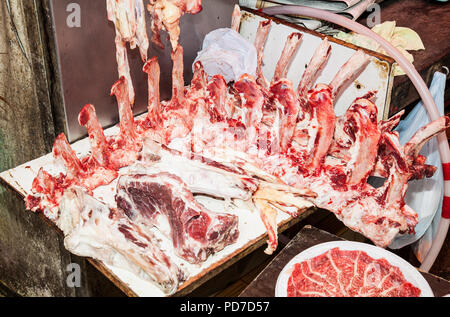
<box><xmin>262</xmin><ymin>5</ymin><xmax>450</xmax><ymax>272</ymax></box>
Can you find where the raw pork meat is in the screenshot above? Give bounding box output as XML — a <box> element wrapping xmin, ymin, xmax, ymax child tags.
<box><xmin>115</xmin><ymin>172</ymin><xmax>239</xmax><ymax>264</ymax></box>
<box><xmin>58</xmin><ymin>187</ymin><xmax>185</xmax><ymax>295</ymax></box>
<box><xmin>26</xmin><ymin>9</ymin><xmax>450</xmax><ymax>257</ymax></box>
<box><xmin>287</xmin><ymin>248</ymin><xmax>422</xmax><ymax>297</ymax></box>
<box><xmin>147</xmin><ymin>0</ymin><xmax>202</xmax><ymax>50</ymax></box>
<box><xmin>132</xmin><ymin>137</ymin><xmax>258</xmax><ymax>200</ymax></box>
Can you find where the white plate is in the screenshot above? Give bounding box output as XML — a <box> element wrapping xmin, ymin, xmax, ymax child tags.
<box><xmin>275</xmin><ymin>241</ymin><xmax>434</xmax><ymax>297</ymax></box>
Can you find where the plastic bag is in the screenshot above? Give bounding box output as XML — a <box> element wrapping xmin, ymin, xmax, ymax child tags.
<box><xmin>388</xmin><ymin>71</ymin><xmax>446</xmax><ymax>250</ymax></box>
<box><xmin>193</xmin><ymin>28</ymin><xmax>257</xmax><ymax>83</ymax></box>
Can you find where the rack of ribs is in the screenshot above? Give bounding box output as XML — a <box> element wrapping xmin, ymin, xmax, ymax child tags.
<box><xmin>26</xmin><ymin>3</ymin><xmax>450</xmax><ymax>275</ymax></box>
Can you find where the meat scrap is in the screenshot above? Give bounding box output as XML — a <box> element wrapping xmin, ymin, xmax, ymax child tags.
<box><xmin>147</xmin><ymin>0</ymin><xmax>202</xmax><ymax>50</ymax></box>
<box><xmin>58</xmin><ymin>187</ymin><xmax>185</xmax><ymax>295</ymax></box>
<box><xmin>107</xmin><ymin>0</ymin><xmax>150</xmax><ymax>104</ymax></box>
<box><xmin>287</xmin><ymin>248</ymin><xmax>421</xmax><ymax>297</ymax></box>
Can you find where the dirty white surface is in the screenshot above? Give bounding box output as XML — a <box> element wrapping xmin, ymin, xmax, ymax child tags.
<box><xmin>239</xmin><ymin>12</ymin><xmax>394</xmax><ymax>121</ymax></box>
<box><xmin>0</xmin><ymin>118</ymin><xmax>313</xmax><ymax>297</ymax></box>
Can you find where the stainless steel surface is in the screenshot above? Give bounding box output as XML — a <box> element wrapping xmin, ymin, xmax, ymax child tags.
<box><xmin>50</xmin><ymin>0</ymin><xmax>238</xmax><ymax>142</ymax></box>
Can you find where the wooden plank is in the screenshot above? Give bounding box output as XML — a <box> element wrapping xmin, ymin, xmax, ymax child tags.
<box><xmin>239</xmin><ymin>225</ymin><xmax>450</xmax><ymax>297</ymax></box>
<box><xmin>214</xmin><ymin>280</ymin><xmax>248</xmax><ymax>297</ymax></box>
<box><xmin>242</xmin><ymin>7</ymin><xmax>395</xmax><ymax>64</ymax></box>
<box><xmin>86</xmin><ymin>259</ymin><xmax>138</xmax><ymax>297</ymax></box>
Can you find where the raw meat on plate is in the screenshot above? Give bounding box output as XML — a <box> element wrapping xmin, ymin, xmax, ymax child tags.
<box><xmin>287</xmin><ymin>247</ymin><xmax>421</xmax><ymax>297</ymax></box>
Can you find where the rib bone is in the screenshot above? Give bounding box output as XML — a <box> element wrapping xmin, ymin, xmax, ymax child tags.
<box><xmin>231</xmin><ymin>4</ymin><xmax>241</xmax><ymax>32</ymax></box>
<box><xmin>273</xmin><ymin>32</ymin><xmax>303</xmax><ymax>83</ymax></box>
<box><xmin>254</xmin><ymin>20</ymin><xmax>272</xmax><ymax>89</ymax></box>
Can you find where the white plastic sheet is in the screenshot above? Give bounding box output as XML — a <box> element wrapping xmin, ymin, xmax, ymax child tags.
<box><xmin>388</xmin><ymin>71</ymin><xmax>446</xmax><ymax>251</ymax></box>
<box><xmin>193</xmin><ymin>28</ymin><xmax>257</xmax><ymax>83</ymax></box>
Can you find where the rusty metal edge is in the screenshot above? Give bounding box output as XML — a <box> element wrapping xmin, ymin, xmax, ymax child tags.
<box><xmin>241</xmin><ymin>7</ymin><xmax>396</xmax><ymax>64</ymax></box>
<box><xmin>241</xmin><ymin>7</ymin><xmax>395</xmax><ymax>120</ymax></box>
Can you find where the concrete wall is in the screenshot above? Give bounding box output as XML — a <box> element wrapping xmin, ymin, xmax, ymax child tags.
<box><xmin>0</xmin><ymin>0</ymin><xmax>120</xmax><ymax>297</ymax></box>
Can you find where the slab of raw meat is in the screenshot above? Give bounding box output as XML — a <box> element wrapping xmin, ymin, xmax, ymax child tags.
<box><xmin>115</xmin><ymin>172</ymin><xmax>239</xmax><ymax>264</ymax></box>
<box><xmin>58</xmin><ymin>187</ymin><xmax>185</xmax><ymax>295</ymax></box>
<box><xmin>287</xmin><ymin>247</ymin><xmax>421</xmax><ymax>297</ymax></box>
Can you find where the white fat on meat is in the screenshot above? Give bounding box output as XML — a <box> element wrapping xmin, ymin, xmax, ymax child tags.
<box><xmin>130</xmin><ymin>138</ymin><xmax>258</xmax><ymax>200</ymax></box>
<box><xmin>58</xmin><ymin>187</ymin><xmax>184</xmax><ymax>295</ymax></box>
